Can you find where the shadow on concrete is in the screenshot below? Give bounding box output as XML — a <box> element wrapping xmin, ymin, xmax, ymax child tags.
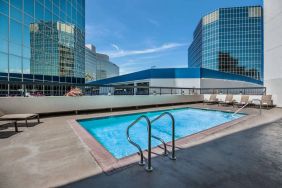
<box><xmin>9</xmin><ymin>121</ymin><xmax>42</xmax><ymax>128</ymax></box>
<box><xmin>0</xmin><ymin>121</ymin><xmax>42</xmax><ymax>138</ymax></box>
<box><xmin>61</xmin><ymin>119</ymin><xmax>282</xmax><ymax>188</ymax></box>
<box><xmin>0</xmin><ymin>122</ymin><xmax>19</xmax><ymax>138</ymax></box>
<box><xmin>0</xmin><ymin>130</ymin><xmax>21</xmax><ymax>139</ymax></box>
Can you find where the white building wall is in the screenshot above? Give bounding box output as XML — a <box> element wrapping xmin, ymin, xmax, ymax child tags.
<box><xmin>149</xmin><ymin>79</ymin><xmax>201</xmax><ymax>88</ymax></box>
<box><xmin>109</xmin><ymin>78</ymin><xmax>261</xmax><ymax>95</ymax></box>
<box><xmin>264</xmin><ymin>0</ymin><xmax>282</xmax><ymax>107</ymax></box>
<box><xmin>200</xmin><ymin>78</ymin><xmax>261</xmax><ymax>88</ymax></box>
<box><xmin>149</xmin><ymin>79</ymin><xmax>201</xmax><ymax>95</ymax></box>
<box><xmin>149</xmin><ymin>78</ymin><xmax>260</xmax><ymax>88</ymax></box>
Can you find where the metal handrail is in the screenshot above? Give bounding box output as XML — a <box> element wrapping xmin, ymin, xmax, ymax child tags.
<box><xmin>151</xmin><ymin>135</ymin><xmax>168</xmax><ymax>156</ymax></box>
<box><xmin>251</xmin><ymin>99</ymin><xmax>262</xmax><ymax>115</ymax></box>
<box><xmin>232</xmin><ymin>99</ymin><xmax>262</xmax><ymax>116</ymax></box>
<box><xmin>126</xmin><ymin>115</ymin><xmax>153</xmax><ymax>172</ymax></box>
<box><xmin>232</xmin><ymin>102</ymin><xmax>249</xmax><ymax>116</ymax></box>
<box><xmin>0</xmin><ymin>81</ymin><xmax>267</xmax><ymax>97</ymax></box>
<box><xmin>0</xmin><ymin>80</ymin><xmax>266</xmax><ymax>90</ymax></box>
<box><xmin>151</xmin><ymin>112</ymin><xmax>176</xmax><ymax>160</ymax></box>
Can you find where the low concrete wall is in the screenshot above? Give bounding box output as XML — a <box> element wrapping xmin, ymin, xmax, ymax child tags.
<box><xmin>0</xmin><ymin>95</ymin><xmax>203</xmax><ymax>114</ymax></box>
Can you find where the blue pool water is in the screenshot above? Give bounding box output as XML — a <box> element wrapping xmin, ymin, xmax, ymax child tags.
<box><xmin>78</xmin><ymin>108</ymin><xmax>244</xmax><ymax>159</ymax></box>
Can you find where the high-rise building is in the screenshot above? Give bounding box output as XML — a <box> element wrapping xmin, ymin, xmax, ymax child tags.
<box><xmin>0</xmin><ymin>0</ymin><xmax>85</xmax><ymax>83</ymax></box>
<box><xmin>188</xmin><ymin>6</ymin><xmax>263</xmax><ymax>81</ymax></box>
<box><xmin>85</xmin><ymin>44</ymin><xmax>119</xmax><ymax>82</ymax></box>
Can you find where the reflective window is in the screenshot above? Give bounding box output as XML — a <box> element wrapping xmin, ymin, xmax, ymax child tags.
<box><xmin>35</xmin><ymin>1</ymin><xmax>44</xmax><ymax>20</ymax></box>
<box><xmin>45</xmin><ymin>9</ymin><xmax>52</xmax><ymax>21</ymax></box>
<box><xmin>0</xmin><ymin>40</ymin><xmax>8</xmax><ymax>53</ymax></box>
<box><xmin>11</xmin><ymin>0</ymin><xmax>22</xmax><ymax>10</ymax></box>
<box><xmin>0</xmin><ymin>14</ymin><xmax>8</xmax><ymax>40</ymax></box>
<box><xmin>23</xmin><ymin>58</ymin><xmax>30</xmax><ymax>73</ymax></box>
<box><xmin>10</xmin><ymin>19</ymin><xmax>22</xmax><ymax>44</ymax></box>
<box><xmin>23</xmin><ymin>46</ymin><xmax>31</xmax><ymax>58</ymax></box>
<box><xmin>0</xmin><ymin>0</ymin><xmax>9</xmax><ymax>15</ymax></box>
<box><xmin>9</xmin><ymin>55</ymin><xmax>22</xmax><ymax>73</ymax></box>
<box><xmin>11</xmin><ymin>6</ymin><xmax>23</xmax><ymax>22</ymax></box>
<box><xmin>0</xmin><ymin>52</ymin><xmax>8</xmax><ymax>72</ymax></box>
<box><xmin>0</xmin><ymin>0</ymin><xmax>85</xmax><ymax>82</ymax></box>
<box><xmin>45</xmin><ymin>0</ymin><xmax>52</xmax><ymax>11</ymax></box>
<box><xmin>24</xmin><ymin>0</ymin><xmax>34</xmax><ymax>16</ymax></box>
<box><xmin>188</xmin><ymin>6</ymin><xmax>263</xmax><ymax>81</ymax></box>
<box><xmin>24</xmin><ymin>13</ymin><xmax>34</xmax><ymax>26</ymax></box>
<box><xmin>9</xmin><ymin>42</ymin><xmax>22</xmax><ymax>56</ymax></box>
<box><xmin>23</xmin><ymin>25</ymin><xmax>30</xmax><ymax>47</ymax></box>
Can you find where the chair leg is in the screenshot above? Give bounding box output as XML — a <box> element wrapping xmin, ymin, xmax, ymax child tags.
<box><xmin>14</xmin><ymin>122</ymin><xmax>18</xmax><ymax>132</ymax></box>
<box><xmin>25</xmin><ymin>119</ymin><xmax>28</xmax><ymax>127</ymax></box>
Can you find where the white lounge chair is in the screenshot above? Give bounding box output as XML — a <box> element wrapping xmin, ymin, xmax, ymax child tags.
<box><xmin>249</xmin><ymin>95</ymin><xmax>262</xmax><ymax>107</ymax></box>
<box><xmin>233</xmin><ymin>95</ymin><xmax>249</xmax><ymax>107</ymax></box>
<box><xmin>217</xmin><ymin>94</ymin><xmax>227</xmax><ymax>103</ymax></box>
<box><xmin>218</xmin><ymin>95</ymin><xmax>234</xmax><ymax>106</ymax></box>
<box><xmin>261</xmin><ymin>95</ymin><xmax>273</xmax><ymax>109</ymax></box>
<box><xmin>203</xmin><ymin>94</ymin><xmax>218</xmax><ymax>105</ymax></box>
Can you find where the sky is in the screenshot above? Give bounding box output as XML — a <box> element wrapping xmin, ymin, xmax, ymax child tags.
<box><xmin>85</xmin><ymin>0</ymin><xmax>263</xmax><ymax>75</ymax></box>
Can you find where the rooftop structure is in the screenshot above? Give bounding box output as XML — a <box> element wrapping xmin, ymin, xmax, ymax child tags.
<box><xmin>90</xmin><ymin>68</ymin><xmax>263</xmax><ymax>88</ymax></box>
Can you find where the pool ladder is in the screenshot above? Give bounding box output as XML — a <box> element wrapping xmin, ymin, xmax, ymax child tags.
<box><xmin>126</xmin><ymin>112</ymin><xmax>176</xmax><ymax>172</ymax></box>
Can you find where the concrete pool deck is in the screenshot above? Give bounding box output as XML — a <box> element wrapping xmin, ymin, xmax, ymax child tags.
<box><xmin>0</xmin><ymin>104</ymin><xmax>282</xmax><ymax>188</ymax></box>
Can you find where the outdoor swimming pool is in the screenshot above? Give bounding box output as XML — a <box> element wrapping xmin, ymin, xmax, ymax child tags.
<box><xmin>78</xmin><ymin>108</ymin><xmax>244</xmax><ymax>159</ymax></box>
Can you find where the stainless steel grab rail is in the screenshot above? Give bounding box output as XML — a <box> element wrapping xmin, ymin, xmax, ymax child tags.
<box><xmin>151</xmin><ymin>112</ymin><xmax>176</xmax><ymax>160</ymax></box>
<box><xmin>151</xmin><ymin>135</ymin><xmax>168</xmax><ymax>156</ymax></box>
<box><xmin>251</xmin><ymin>99</ymin><xmax>262</xmax><ymax>115</ymax></box>
<box><xmin>232</xmin><ymin>99</ymin><xmax>262</xmax><ymax>117</ymax></box>
<box><xmin>126</xmin><ymin>115</ymin><xmax>153</xmax><ymax>172</ymax></box>
<box><xmin>232</xmin><ymin>102</ymin><xmax>249</xmax><ymax>117</ymax></box>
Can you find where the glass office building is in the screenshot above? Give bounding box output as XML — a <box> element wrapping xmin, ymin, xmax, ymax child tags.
<box><xmin>188</xmin><ymin>6</ymin><xmax>263</xmax><ymax>81</ymax></box>
<box><xmin>85</xmin><ymin>44</ymin><xmax>119</xmax><ymax>82</ymax></box>
<box><xmin>0</xmin><ymin>0</ymin><xmax>85</xmax><ymax>83</ymax></box>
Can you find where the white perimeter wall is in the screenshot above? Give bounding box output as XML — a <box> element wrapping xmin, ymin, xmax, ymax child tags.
<box><xmin>200</xmin><ymin>78</ymin><xmax>261</xmax><ymax>88</ymax></box>
<box><xmin>264</xmin><ymin>0</ymin><xmax>282</xmax><ymax>107</ymax></box>
<box><xmin>150</xmin><ymin>79</ymin><xmax>201</xmax><ymax>88</ymax></box>
<box><xmin>0</xmin><ymin>95</ymin><xmax>203</xmax><ymax>114</ymax></box>
<box><xmin>149</xmin><ymin>78</ymin><xmax>261</xmax><ymax>88</ymax></box>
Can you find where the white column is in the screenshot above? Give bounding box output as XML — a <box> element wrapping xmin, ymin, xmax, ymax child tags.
<box><xmin>264</xmin><ymin>0</ymin><xmax>282</xmax><ymax>107</ymax></box>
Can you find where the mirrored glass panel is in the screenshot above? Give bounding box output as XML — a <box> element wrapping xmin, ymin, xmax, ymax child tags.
<box><xmin>0</xmin><ymin>0</ymin><xmax>85</xmax><ymax>82</ymax></box>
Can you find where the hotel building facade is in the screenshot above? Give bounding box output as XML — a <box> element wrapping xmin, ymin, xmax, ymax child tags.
<box><xmin>0</xmin><ymin>0</ymin><xmax>85</xmax><ymax>83</ymax></box>
<box><xmin>188</xmin><ymin>6</ymin><xmax>263</xmax><ymax>81</ymax></box>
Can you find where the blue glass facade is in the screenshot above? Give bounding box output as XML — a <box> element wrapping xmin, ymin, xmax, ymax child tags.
<box><xmin>188</xmin><ymin>6</ymin><xmax>263</xmax><ymax>81</ymax></box>
<box><xmin>188</xmin><ymin>21</ymin><xmax>202</xmax><ymax>68</ymax></box>
<box><xmin>0</xmin><ymin>0</ymin><xmax>85</xmax><ymax>83</ymax></box>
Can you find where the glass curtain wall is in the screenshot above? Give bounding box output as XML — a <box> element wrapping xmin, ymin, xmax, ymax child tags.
<box><xmin>188</xmin><ymin>6</ymin><xmax>263</xmax><ymax>81</ymax></box>
<box><xmin>0</xmin><ymin>0</ymin><xmax>85</xmax><ymax>83</ymax></box>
